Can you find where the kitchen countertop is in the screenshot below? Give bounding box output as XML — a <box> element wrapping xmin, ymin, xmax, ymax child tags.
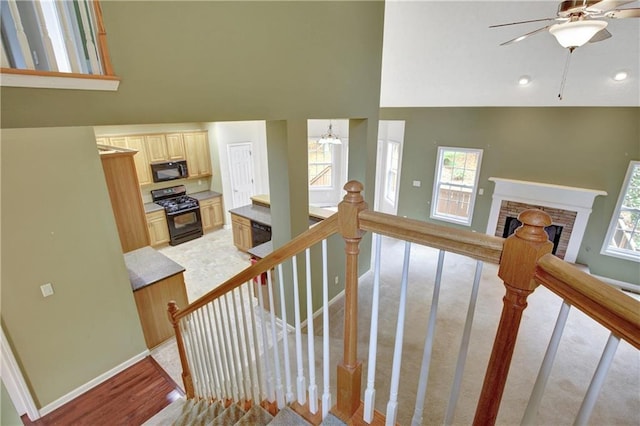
<box><xmin>228</xmin><ymin>204</ymin><xmax>272</xmax><ymax>226</ymax></box>
<box><xmin>250</xmin><ymin>194</ymin><xmax>335</xmax><ymax>220</ymax></box>
<box><xmin>247</xmin><ymin>241</ymin><xmax>273</xmax><ymax>259</ymax></box>
<box><xmin>124</xmin><ymin>246</ymin><xmax>185</xmax><ymax>291</ymax></box>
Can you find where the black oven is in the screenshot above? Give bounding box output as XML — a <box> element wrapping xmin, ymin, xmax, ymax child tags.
<box><xmin>151</xmin><ymin>185</ymin><xmax>203</xmax><ymax>246</ymax></box>
<box><xmin>150</xmin><ymin>160</ymin><xmax>188</xmax><ymax>183</ymax></box>
<box><xmin>166</xmin><ymin>207</ymin><xmax>203</xmax><ymax>245</ymax></box>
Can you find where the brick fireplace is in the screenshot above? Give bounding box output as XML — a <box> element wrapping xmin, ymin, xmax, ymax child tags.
<box><xmin>486</xmin><ymin>178</ymin><xmax>607</xmax><ymax>263</ymax></box>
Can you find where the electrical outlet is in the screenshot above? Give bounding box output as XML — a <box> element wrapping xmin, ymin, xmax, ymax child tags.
<box><xmin>478</xmin><ymin>188</ymin><xmax>484</xmax><ymax>195</ymax></box>
<box><xmin>334</xmin><ymin>276</ymin><xmax>339</xmax><ymax>286</ymax></box>
<box><xmin>41</xmin><ymin>283</ymin><xmax>54</xmax><ymax>298</ymax></box>
<box><xmin>412</xmin><ymin>180</ymin><xmax>421</xmax><ymax>187</ymax></box>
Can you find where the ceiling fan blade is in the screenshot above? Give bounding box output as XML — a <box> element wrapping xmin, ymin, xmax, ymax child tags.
<box><xmin>588</xmin><ymin>28</ymin><xmax>612</xmax><ymax>42</ymax></box>
<box><xmin>489</xmin><ymin>17</ymin><xmax>556</xmax><ymax>28</ymax></box>
<box><xmin>605</xmin><ymin>7</ymin><xmax>640</xmax><ymax>18</ymax></box>
<box><xmin>586</xmin><ymin>0</ymin><xmax>635</xmax><ymax>12</ymax></box>
<box><xmin>499</xmin><ymin>25</ymin><xmax>551</xmax><ymax>46</ymax></box>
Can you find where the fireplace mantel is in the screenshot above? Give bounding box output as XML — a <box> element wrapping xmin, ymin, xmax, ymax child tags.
<box><xmin>486</xmin><ymin>178</ymin><xmax>607</xmax><ymax>263</ymax></box>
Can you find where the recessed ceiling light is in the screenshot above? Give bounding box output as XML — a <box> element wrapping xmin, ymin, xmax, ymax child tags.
<box><xmin>518</xmin><ymin>76</ymin><xmax>531</xmax><ymax>86</ymax></box>
<box><xmin>613</xmin><ymin>71</ymin><xmax>628</xmax><ymax>81</ymax></box>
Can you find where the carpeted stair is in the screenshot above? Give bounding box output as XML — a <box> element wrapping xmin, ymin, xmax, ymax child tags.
<box><xmin>143</xmin><ymin>397</ymin><xmax>346</xmax><ymax>425</ymax></box>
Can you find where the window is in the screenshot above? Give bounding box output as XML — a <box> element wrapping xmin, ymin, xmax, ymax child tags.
<box><xmin>602</xmin><ymin>161</ymin><xmax>640</xmax><ymax>262</ymax></box>
<box><xmin>308</xmin><ymin>139</ymin><xmax>333</xmax><ymax>188</ymax></box>
<box><xmin>385</xmin><ymin>141</ymin><xmax>400</xmax><ymax>205</ymax></box>
<box><xmin>431</xmin><ymin>147</ymin><xmax>483</xmax><ymax>226</ymax></box>
<box><xmin>1</xmin><ymin>0</ymin><xmax>118</xmax><ymax>90</ymax></box>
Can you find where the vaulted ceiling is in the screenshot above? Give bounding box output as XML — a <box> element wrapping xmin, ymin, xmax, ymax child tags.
<box><xmin>380</xmin><ymin>1</ymin><xmax>640</xmax><ymax>107</ymax></box>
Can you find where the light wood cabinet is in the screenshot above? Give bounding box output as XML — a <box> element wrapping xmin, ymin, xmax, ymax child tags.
<box><xmin>231</xmin><ymin>213</ymin><xmax>252</xmax><ymax>252</ymax></box>
<box><xmin>99</xmin><ymin>149</ymin><xmax>150</xmax><ymax>253</ymax></box>
<box><xmin>146</xmin><ymin>210</ymin><xmax>170</xmax><ymax>247</ymax></box>
<box><xmin>200</xmin><ymin>197</ymin><xmax>224</xmax><ymax>232</ymax></box>
<box><xmin>165</xmin><ymin>133</ymin><xmax>186</xmax><ymax>160</ymax></box>
<box><xmin>133</xmin><ymin>272</ymin><xmax>188</xmax><ymax>349</ymax></box>
<box><xmin>183</xmin><ymin>132</ymin><xmax>212</xmax><ymax>178</ymax></box>
<box><xmin>145</xmin><ymin>134</ymin><xmax>169</xmax><ymax>163</ymax></box>
<box><xmin>126</xmin><ymin>136</ymin><xmax>152</xmax><ymax>186</ymax></box>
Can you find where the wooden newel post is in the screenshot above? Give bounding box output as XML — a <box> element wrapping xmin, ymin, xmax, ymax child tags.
<box><xmin>168</xmin><ymin>301</ymin><xmax>194</xmax><ymax>398</ymax></box>
<box><xmin>335</xmin><ymin>181</ymin><xmax>367</xmax><ymax>421</ymax></box>
<box><xmin>473</xmin><ymin>209</ymin><xmax>553</xmax><ymax>425</ymax></box>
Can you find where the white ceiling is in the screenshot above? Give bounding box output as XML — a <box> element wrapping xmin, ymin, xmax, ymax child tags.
<box><xmin>380</xmin><ymin>1</ymin><xmax>640</xmax><ymax>107</ymax></box>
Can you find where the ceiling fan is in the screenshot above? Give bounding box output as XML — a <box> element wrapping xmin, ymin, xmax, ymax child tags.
<box><xmin>490</xmin><ymin>0</ymin><xmax>640</xmax><ymax>99</ymax></box>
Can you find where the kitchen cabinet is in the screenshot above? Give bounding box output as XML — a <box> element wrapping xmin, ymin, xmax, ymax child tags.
<box><xmin>183</xmin><ymin>132</ymin><xmax>212</xmax><ymax>178</ymax></box>
<box><xmin>200</xmin><ymin>196</ymin><xmax>224</xmax><ymax>232</ymax></box>
<box><xmin>231</xmin><ymin>213</ymin><xmax>252</xmax><ymax>252</ymax></box>
<box><xmin>99</xmin><ymin>148</ymin><xmax>150</xmax><ymax>253</ymax></box>
<box><xmin>146</xmin><ymin>210</ymin><xmax>170</xmax><ymax>247</ymax></box>
<box><xmin>99</xmin><ymin>136</ymin><xmax>152</xmax><ymax>186</ymax></box>
<box><xmin>146</xmin><ymin>133</ymin><xmax>186</xmax><ymax>163</ymax></box>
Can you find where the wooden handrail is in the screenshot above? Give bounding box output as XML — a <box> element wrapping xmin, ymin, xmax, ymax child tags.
<box><xmin>93</xmin><ymin>0</ymin><xmax>115</xmax><ymax>76</ymax></box>
<box><xmin>171</xmin><ymin>213</ymin><xmax>340</xmax><ymax>321</ymax></box>
<box><xmin>358</xmin><ymin>210</ymin><xmax>504</xmax><ymax>264</ymax></box>
<box><xmin>535</xmin><ymin>254</ymin><xmax>640</xmax><ymax>349</ymax></box>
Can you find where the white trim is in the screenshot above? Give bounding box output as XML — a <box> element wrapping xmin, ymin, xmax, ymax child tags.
<box><xmin>593</xmin><ymin>274</ymin><xmax>640</xmax><ymax>294</ymax></box>
<box><xmin>486</xmin><ymin>177</ymin><xmax>607</xmax><ymax>263</ymax></box>
<box><xmin>1</xmin><ymin>328</ymin><xmax>40</xmax><ymax>420</ymax></box>
<box><xmin>38</xmin><ymin>350</ymin><xmax>150</xmax><ymax>417</ymax></box>
<box><xmin>0</xmin><ymin>73</ymin><xmax>119</xmax><ymax>91</ymax></box>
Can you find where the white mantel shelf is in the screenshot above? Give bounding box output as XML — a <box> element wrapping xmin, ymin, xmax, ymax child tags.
<box><xmin>486</xmin><ymin>177</ymin><xmax>607</xmax><ymax>263</ymax></box>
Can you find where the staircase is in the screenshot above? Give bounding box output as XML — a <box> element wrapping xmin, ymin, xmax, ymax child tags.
<box><xmin>160</xmin><ymin>181</ymin><xmax>639</xmax><ymax>426</ymax></box>
<box><xmin>144</xmin><ymin>397</ymin><xmax>346</xmax><ymax>425</ymax></box>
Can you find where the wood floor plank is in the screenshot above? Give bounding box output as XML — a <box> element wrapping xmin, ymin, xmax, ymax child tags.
<box><xmin>22</xmin><ymin>356</ymin><xmax>183</xmax><ymax>426</ymax></box>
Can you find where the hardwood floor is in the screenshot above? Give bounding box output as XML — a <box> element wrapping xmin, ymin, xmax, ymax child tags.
<box><xmin>22</xmin><ymin>357</ymin><xmax>183</xmax><ymax>426</ymax></box>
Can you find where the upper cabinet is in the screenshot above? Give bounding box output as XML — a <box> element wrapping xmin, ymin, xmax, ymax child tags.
<box><xmin>145</xmin><ymin>134</ymin><xmax>185</xmax><ymax>163</ymax></box>
<box><xmin>96</xmin><ymin>130</ymin><xmax>212</xmax><ymax>187</ymax></box>
<box><xmin>183</xmin><ymin>132</ymin><xmax>212</xmax><ymax>178</ymax></box>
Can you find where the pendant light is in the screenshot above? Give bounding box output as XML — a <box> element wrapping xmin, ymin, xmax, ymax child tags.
<box><xmin>318</xmin><ymin>121</ymin><xmax>342</xmax><ymax>145</ymax></box>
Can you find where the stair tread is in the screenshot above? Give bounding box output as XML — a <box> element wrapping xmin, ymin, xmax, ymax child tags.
<box><xmin>211</xmin><ymin>403</ymin><xmax>246</xmax><ymax>425</ymax></box>
<box><xmin>236</xmin><ymin>405</ymin><xmax>274</xmax><ymax>425</ymax></box>
<box><xmin>269</xmin><ymin>406</ymin><xmax>313</xmax><ymax>426</ymax></box>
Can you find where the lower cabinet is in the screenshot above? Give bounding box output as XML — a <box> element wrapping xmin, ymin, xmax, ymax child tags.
<box><xmin>231</xmin><ymin>213</ymin><xmax>252</xmax><ymax>252</ymax></box>
<box><xmin>133</xmin><ymin>272</ymin><xmax>188</xmax><ymax>349</ymax></box>
<box><xmin>200</xmin><ymin>197</ymin><xmax>224</xmax><ymax>232</ymax></box>
<box><xmin>146</xmin><ymin>210</ymin><xmax>170</xmax><ymax>247</ymax></box>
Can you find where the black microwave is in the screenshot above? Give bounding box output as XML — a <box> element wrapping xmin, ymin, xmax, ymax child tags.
<box><xmin>150</xmin><ymin>160</ymin><xmax>188</xmax><ymax>183</ymax></box>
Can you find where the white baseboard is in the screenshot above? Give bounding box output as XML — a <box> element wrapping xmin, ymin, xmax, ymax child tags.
<box><xmin>38</xmin><ymin>350</ymin><xmax>150</xmax><ymax>417</ymax></box>
<box><xmin>593</xmin><ymin>274</ymin><xmax>640</xmax><ymax>294</ymax></box>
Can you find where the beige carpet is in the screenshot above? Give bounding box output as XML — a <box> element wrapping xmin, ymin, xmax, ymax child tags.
<box><xmin>152</xmin><ymin>231</ymin><xmax>639</xmax><ymax>425</ymax></box>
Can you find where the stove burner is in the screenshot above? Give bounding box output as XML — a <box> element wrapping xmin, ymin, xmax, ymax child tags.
<box><xmin>156</xmin><ymin>195</ymin><xmax>199</xmax><ymax>213</ymax></box>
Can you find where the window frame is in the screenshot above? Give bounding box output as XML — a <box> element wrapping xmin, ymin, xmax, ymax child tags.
<box><xmin>601</xmin><ymin>160</ymin><xmax>640</xmax><ymax>263</ymax></box>
<box><xmin>384</xmin><ymin>140</ymin><xmax>400</xmax><ymax>205</ymax></box>
<box><xmin>308</xmin><ymin>138</ymin><xmax>335</xmax><ymax>190</ymax></box>
<box><xmin>430</xmin><ymin>146</ymin><xmax>483</xmax><ymax>226</ymax></box>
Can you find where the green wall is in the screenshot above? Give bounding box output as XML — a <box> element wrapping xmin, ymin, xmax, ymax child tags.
<box><xmin>0</xmin><ymin>1</ymin><xmax>384</xmax><ymax>409</ymax></box>
<box><xmin>1</xmin><ymin>382</ymin><xmax>23</xmax><ymax>426</ymax></box>
<box><xmin>1</xmin><ymin>127</ymin><xmax>147</xmax><ymax>407</ymax></box>
<box><xmin>379</xmin><ymin>107</ymin><xmax>640</xmax><ymax>285</ymax></box>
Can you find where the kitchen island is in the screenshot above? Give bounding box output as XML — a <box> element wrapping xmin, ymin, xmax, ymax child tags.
<box><xmin>124</xmin><ymin>246</ymin><xmax>188</xmax><ymax>349</ymax></box>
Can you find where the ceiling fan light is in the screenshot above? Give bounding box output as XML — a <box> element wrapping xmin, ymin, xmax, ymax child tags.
<box><xmin>549</xmin><ymin>20</ymin><xmax>608</xmax><ymax>48</ymax></box>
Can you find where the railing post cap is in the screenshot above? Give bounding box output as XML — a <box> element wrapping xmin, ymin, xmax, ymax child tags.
<box><xmin>515</xmin><ymin>209</ymin><xmax>553</xmax><ymax>243</ymax></box>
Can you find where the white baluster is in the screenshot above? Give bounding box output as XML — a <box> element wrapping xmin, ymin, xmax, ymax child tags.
<box><xmin>247</xmin><ymin>279</ymin><xmax>266</xmax><ymax>403</ymax></box>
<box><xmin>277</xmin><ymin>264</ymin><xmax>295</xmax><ymax>403</ymax></box>
<box><xmin>6</xmin><ymin>0</ymin><xmax>35</xmax><ymax>69</ymax></box>
<box><xmin>321</xmin><ymin>240</ymin><xmax>332</xmax><ymax>419</ymax></box>
<box><xmin>185</xmin><ymin>313</ymin><xmax>205</xmax><ymax>397</ymax></box>
<box><xmin>239</xmin><ymin>283</ymin><xmax>260</xmax><ymax>404</ymax></box>
<box><xmin>220</xmin><ymin>297</ymin><xmax>241</xmax><ymax>401</ymax></box>
<box><xmin>385</xmin><ymin>241</ymin><xmax>412</xmax><ymax>426</ymax></box>
<box><xmin>411</xmin><ymin>250</ymin><xmax>445</xmax><ymax>426</ymax></box>
<box><xmin>305</xmin><ymin>248</ymin><xmax>318</xmax><ymax>414</ymax></box>
<box><xmin>267</xmin><ymin>271</ymin><xmax>285</xmax><ymax>408</ymax></box>
<box><xmin>233</xmin><ymin>288</ymin><xmax>253</xmax><ymax>403</ymax></box>
<box><xmin>522</xmin><ymin>301</ymin><xmax>571</xmax><ymax>425</ymax></box>
<box><xmin>574</xmin><ymin>333</ymin><xmax>621</xmax><ymax>426</ymax></box>
<box><xmin>364</xmin><ymin>234</ymin><xmax>383</xmax><ymax>423</ymax></box>
<box><xmin>444</xmin><ymin>260</ymin><xmax>484</xmax><ymax>424</ymax></box>
<box><xmin>32</xmin><ymin>0</ymin><xmax>58</xmax><ymax>71</ymax></box>
<box><xmin>54</xmin><ymin>1</ymin><xmax>81</xmax><ymax>73</ymax></box>
<box><xmin>75</xmin><ymin>0</ymin><xmax>101</xmax><ymax>73</ymax></box>
<box><xmin>213</xmin><ymin>299</ymin><xmax>233</xmax><ymax>399</ymax></box>
<box><xmin>292</xmin><ymin>255</ymin><xmax>307</xmax><ymax>405</ymax></box>
<box><xmin>256</xmin><ymin>273</ymin><xmax>276</xmax><ymax>402</ymax></box>
<box><xmin>195</xmin><ymin>309</ymin><xmax>215</xmax><ymax>399</ymax></box>
<box><xmin>206</xmin><ymin>303</ymin><xmax>225</xmax><ymax>399</ymax></box>
<box><xmin>225</xmin><ymin>293</ymin><xmax>246</xmax><ymax>401</ymax></box>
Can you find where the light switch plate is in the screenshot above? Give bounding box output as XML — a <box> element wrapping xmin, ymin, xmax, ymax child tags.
<box><xmin>41</xmin><ymin>283</ymin><xmax>54</xmax><ymax>298</ymax></box>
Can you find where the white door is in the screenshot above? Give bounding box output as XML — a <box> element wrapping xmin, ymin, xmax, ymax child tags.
<box><xmin>375</xmin><ymin>120</ymin><xmax>405</xmax><ymax>215</ymax></box>
<box><xmin>227</xmin><ymin>143</ymin><xmax>256</xmax><ymax>208</ymax></box>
